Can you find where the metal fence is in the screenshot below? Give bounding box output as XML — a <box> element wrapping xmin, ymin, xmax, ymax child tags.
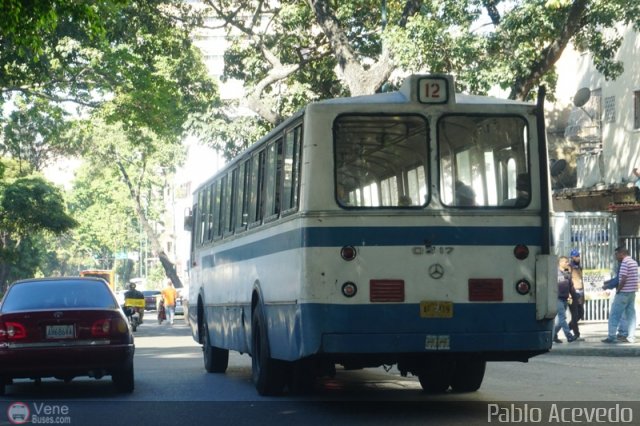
<box><xmin>620</xmin><ymin>236</ymin><xmax>640</xmax><ymax>263</ymax></box>
<box><xmin>553</xmin><ymin>212</ymin><xmax>618</xmax><ymax>270</ymax></box>
<box><xmin>553</xmin><ymin>212</ymin><xmax>618</xmax><ymax>322</ymax></box>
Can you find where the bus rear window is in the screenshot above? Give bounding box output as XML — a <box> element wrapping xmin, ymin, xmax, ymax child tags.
<box><xmin>438</xmin><ymin>115</ymin><xmax>530</xmax><ymax>208</ymax></box>
<box><xmin>334</xmin><ymin>115</ymin><xmax>428</xmax><ymax>208</ymax></box>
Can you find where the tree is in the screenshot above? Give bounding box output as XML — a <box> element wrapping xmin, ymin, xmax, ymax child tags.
<box><xmin>0</xmin><ymin>160</ymin><xmax>77</xmax><ymax>291</ymax></box>
<box><xmin>198</xmin><ymin>0</ymin><xmax>640</xmax><ymax>158</ymax></box>
<box><xmin>1</xmin><ymin>95</ymin><xmax>75</xmax><ymax>172</ymax></box>
<box><xmin>75</xmin><ymin>119</ymin><xmax>187</xmax><ymax>288</ymax></box>
<box><xmin>1</xmin><ymin>0</ymin><xmax>221</xmax><ymax>287</ymax></box>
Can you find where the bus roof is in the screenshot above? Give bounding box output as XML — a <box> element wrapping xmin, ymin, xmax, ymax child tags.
<box><xmin>193</xmin><ymin>74</ymin><xmax>532</xmax><ymax>194</ymax></box>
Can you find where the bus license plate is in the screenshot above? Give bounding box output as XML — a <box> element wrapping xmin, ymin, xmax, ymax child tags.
<box><xmin>46</xmin><ymin>325</ymin><xmax>75</xmax><ymax>339</ymax></box>
<box><xmin>420</xmin><ymin>301</ymin><xmax>453</xmax><ymax>318</ymax></box>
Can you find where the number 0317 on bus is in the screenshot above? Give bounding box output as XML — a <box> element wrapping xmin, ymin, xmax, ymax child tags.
<box><xmin>184</xmin><ymin>74</ymin><xmax>557</xmax><ymax>396</ymax></box>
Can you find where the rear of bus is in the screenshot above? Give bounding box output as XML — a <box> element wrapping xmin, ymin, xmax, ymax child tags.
<box><xmin>80</xmin><ymin>270</ymin><xmax>115</xmax><ymax>292</ymax></box>
<box><xmin>295</xmin><ymin>75</ymin><xmax>556</xmax><ymax>392</ymax></box>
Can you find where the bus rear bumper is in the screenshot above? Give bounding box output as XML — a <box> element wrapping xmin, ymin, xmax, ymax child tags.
<box><xmin>320</xmin><ymin>330</ymin><xmax>551</xmax><ymax>361</ymax></box>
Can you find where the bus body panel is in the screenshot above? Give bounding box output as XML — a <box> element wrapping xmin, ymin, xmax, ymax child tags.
<box><xmin>192</xmin><ymin>215</ymin><xmax>554</xmax><ymax>361</ymax></box>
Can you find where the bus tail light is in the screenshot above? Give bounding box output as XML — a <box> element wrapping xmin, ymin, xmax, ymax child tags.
<box><xmin>468</xmin><ymin>279</ymin><xmax>503</xmax><ymax>301</ymax></box>
<box><xmin>341</xmin><ymin>282</ymin><xmax>357</xmax><ymax>298</ymax></box>
<box><xmin>340</xmin><ymin>246</ymin><xmax>357</xmax><ymax>261</ymax></box>
<box><xmin>370</xmin><ymin>279</ymin><xmax>405</xmax><ymax>302</ymax></box>
<box><xmin>513</xmin><ymin>244</ymin><xmax>529</xmax><ymax>260</ymax></box>
<box><xmin>516</xmin><ymin>279</ymin><xmax>531</xmax><ymax>295</ymax></box>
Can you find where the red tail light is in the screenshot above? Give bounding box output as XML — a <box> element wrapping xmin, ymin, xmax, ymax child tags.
<box><xmin>370</xmin><ymin>279</ymin><xmax>405</xmax><ymax>302</ymax></box>
<box><xmin>91</xmin><ymin>319</ymin><xmax>112</xmax><ymax>337</ymax></box>
<box><xmin>468</xmin><ymin>279</ymin><xmax>503</xmax><ymax>301</ymax></box>
<box><xmin>0</xmin><ymin>321</ymin><xmax>27</xmax><ymax>341</ymax></box>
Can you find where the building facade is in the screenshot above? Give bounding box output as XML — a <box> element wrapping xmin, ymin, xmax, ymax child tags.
<box><xmin>547</xmin><ymin>23</ymin><xmax>640</xmax><ymax>259</ymax></box>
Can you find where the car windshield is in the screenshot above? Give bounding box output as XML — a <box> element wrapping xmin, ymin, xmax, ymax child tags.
<box><xmin>1</xmin><ymin>280</ymin><xmax>117</xmax><ymax>312</ymax></box>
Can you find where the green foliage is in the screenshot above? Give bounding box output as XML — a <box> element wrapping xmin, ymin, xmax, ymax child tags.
<box><xmin>0</xmin><ymin>174</ymin><xmax>77</xmax><ymax>237</ymax></box>
<box><xmin>0</xmin><ymin>158</ymin><xmax>77</xmax><ymax>289</ymax></box>
<box><xmin>1</xmin><ymin>95</ymin><xmax>76</xmax><ymax>172</ymax></box>
<box><xmin>208</xmin><ymin>0</ymin><xmax>640</xmax><ymax>153</ymax></box>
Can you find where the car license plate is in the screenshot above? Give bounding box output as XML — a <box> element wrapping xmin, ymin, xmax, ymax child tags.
<box><xmin>46</xmin><ymin>325</ymin><xmax>75</xmax><ymax>339</ymax></box>
<box><xmin>420</xmin><ymin>301</ymin><xmax>453</xmax><ymax>318</ymax></box>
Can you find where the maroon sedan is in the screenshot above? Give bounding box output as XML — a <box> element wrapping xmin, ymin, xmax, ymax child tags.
<box><xmin>0</xmin><ymin>277</ymin><xmax>135</xmax><ymax>395</ymax></box>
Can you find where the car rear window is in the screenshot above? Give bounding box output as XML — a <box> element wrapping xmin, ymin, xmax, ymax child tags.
<box><xmin>1</xmin><ymin>280</ymin><xmax>118</xmax><ymax>312</ymax></box>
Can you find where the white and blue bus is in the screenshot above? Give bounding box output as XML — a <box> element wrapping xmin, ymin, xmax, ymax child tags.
<box><xmin>185</xmin><ymin>74</ymin><xmax>557</xmax><ymax>395</ymax></box>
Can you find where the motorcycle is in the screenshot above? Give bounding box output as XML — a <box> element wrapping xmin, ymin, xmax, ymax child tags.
<box><xmin>124</xmin><ymin>297</ymin><xmax>145</xmax><ymax>331</ymax></box>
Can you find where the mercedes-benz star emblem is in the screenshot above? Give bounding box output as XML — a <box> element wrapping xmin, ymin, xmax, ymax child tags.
<box><xmin>54</xmin><ymin>311</ymin><xmax>64</xmax><ymax>318</ymax></box>
<box><xmin>429</xmin><ymin>264</ymin><xmax>444</xmax><ymax>279</ymax></box>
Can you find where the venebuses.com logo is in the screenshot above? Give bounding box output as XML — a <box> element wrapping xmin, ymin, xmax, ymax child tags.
<box><xmin>7</xmin><ymin>402</ymin><xmax>30</xmax><ymax>425</ymax></box>
<box><xmin>7</xmin><ymin>401</ymin><xmax>72</xmax><ymax>424</ymax></box>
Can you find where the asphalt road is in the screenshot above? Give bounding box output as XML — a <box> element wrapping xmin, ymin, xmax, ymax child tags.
<box><xmin>2</xmin><ymin>317</ymin><xmax>639</xmax><ymax>426</ymax></box>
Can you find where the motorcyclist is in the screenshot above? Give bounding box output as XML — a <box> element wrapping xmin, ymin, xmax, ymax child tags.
<box><xmin>123</xmin><ymin>281</ymin><xmax>145</xmax><ymax>323</ymax></box>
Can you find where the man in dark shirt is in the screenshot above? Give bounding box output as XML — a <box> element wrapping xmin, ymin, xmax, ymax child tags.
<box><xmin>124</xmin><ymin>281</ymin><xmax>145</xmax><ymax>323</ymax></box>
<box><xmin>553</xmin><ymin>256</ymin><xmax>576</xmax><ymax>343</ymax></box>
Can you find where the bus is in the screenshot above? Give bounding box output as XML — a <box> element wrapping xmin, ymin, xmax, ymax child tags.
<box><xmin>184</xmin><ymin>74</ymin><xmax>557</xmax><ymax>396</ymax></box>
<box><xmin>79</xmin><ymin>269</ymin><xmax>115</xmax><ymax>291</ymax></box>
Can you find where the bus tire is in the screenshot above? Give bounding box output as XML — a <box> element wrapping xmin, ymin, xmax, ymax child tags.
<box><xmin>203</xmin><ymin>318</ymin><xmax>229</xmax><ymax>373</ymax></box>
<box><xmin>252</xmin><ymin>303</ymin><xmax>286</xmax><ymax>396</ymax></box>
<box><xmin>288</xmin><ymin>357</ymin><xmax>316</xmax><ymax>395</ymax></box>
<box><xmin>450</xmin><ymin>359</ymin><xmax>486</xmax><ymax>392</ymax></box>
<box><xmin>418</xmin><ymin>359</ymin><xmax>453</xmax><ymax>393</ymax></box>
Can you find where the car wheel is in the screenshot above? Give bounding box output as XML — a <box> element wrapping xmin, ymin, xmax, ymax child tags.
<box><xmin>202</xmin><ymin>318</ymin><xmax>229</xmax><ymax>373</ymax></box>
<box><xmin>251</xmin><ymin>303</ymin><xmax>286</xmax><ymax>396</ymax></box>
<box><xmin>112</xmin><ymin>362</ymin><xmax>134</xmax><ymax>393</ymax></box>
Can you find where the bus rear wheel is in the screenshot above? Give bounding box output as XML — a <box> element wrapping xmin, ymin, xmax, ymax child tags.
<box><xmin>417</xmin><ymin>359</ymin><xmax>453</xmax><ymax>393</ymax></box>
<box><xmin>252</xmin><ymin>304</ymin><xmax>286</xmax><ymax>396</ymax></box>
<box><xmin>450</xmin><ymin>359</ymin><xmax>486</xmax><ymax>392</ymax></box>
<box><xmin>202</xmin><ymin>318</ymin><xmax>229</xmax><ymax>373</ymax></box>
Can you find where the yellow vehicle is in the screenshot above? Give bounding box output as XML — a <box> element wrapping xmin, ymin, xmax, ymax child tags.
<box><xmin>79</xmin><ymin>269</ymin><xmax>115</xmax><ymax>291</ymax></box>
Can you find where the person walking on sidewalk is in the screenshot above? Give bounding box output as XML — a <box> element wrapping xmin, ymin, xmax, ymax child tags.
<box><xmin>568</xmin><ymin>249</ymin><xmax>585</xmax><ymax>341</ymax></box>
<box><xmin>602</xmin><ymin>247</ymin><xmax>638</xmax><ymax>344</ymax></box>
<box><xmin>554</xmin><ymin>256</ymin><xmax>577</xmax><ymax>343</ymax></box>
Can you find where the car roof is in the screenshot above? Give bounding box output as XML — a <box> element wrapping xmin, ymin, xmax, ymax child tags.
<box><xmin>11</xmin><ymin>277</ymin><xmax>109</xmax><ymax>285</ymax></box>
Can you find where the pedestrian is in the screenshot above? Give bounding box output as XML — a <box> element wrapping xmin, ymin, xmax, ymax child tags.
<box><xmin>554</xmin><ymin>256</ymin><xmax>577</xmax><ymax>343</ymax></box>
<box><xmin>603</xmin><ymin>260</ymin><xmax>629</xmax><ymax>340</ymax></box>
<box><xmin>602</xmin><ymin>247</ymin><xmax>638</xmax><ymax>344</ymax></box>
<box><xmin>568</xmin><ymin>249</ymin><xmax>585</xmax><ymax>340</ymax></box>
<box><xmin>161</xmin><ymin>279</ymin><xmax>178</xmax><ymax>325</ymax></box>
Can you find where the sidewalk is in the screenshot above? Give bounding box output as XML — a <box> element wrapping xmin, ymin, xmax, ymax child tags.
<box><xmin>546</xmin><ymin>321</ymin><xmax>640</xmax><ymax>356</ymax></box>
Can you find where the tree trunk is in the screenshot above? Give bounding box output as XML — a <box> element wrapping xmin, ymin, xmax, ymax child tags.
<box><xmin>116</xmin><ymin>161</ymin><xmax>183</xmax><ymax>288</ymax></box>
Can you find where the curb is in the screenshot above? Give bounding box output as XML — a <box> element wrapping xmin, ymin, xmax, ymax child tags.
<box><xmin>545</xmin><ymin>340</ymin><xmax>640</xmax><ymax>357</ymax></box>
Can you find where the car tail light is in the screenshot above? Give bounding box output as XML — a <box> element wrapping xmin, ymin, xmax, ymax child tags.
<box><xmin>370</xmin><ymin>279</ymin><xmax>405</xmax><ymax>302</ymax></box>
<box><xmin>0</xmin><ymin>321</ymin><xmax>27</xmax><ymax>341</ymax></box>
<box><xmin>91</xmin><ymin>319</ymin><xmax>112</xmax><ymax>337</ymax></box>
